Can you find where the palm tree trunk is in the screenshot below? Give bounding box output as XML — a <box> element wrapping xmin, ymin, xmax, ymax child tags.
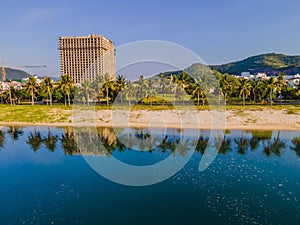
<box><xmin>162</xmin><ymin>92</ymin><xmax>165</xmax><ymax>106</ymax></box>
<box><xmin>243</xmin><ymin>92</ymin><xmax>245</xmax><ymax>107</ymax></box>
<box><xmin>106</xmin><ymin>86</ymin><xmax>109</xmax><ymax>106</ymax></box>
<box><xmin>173</xmin><ymin>89</ymin><xmax>176</xmax><ymax>106</ymax></box>
<box><xmin>9</xmin><ymin>88</ymin><xmax>12</xmax><ymax>105</ymax></box>
<box><xmin>270</xmin><ymin>88</ymin><xmax>273</xmax><ymax>106</ymax></box>
<box><xmin>31</xmin><ymin>90</ymin><xmax>34</xmax><ymax>106</ymax></box>
<box><xmin>197</xmin><ymin>90</ymin><xmax>200</xmax><ymax>106</ymax></box>
<box><xmin>67</xmin><ymin>93</ymin><xmax>70</xmax><ymax>106</ymax></box>
<box><xmin>50</xmin><ymin>93</ymin><xmax>52</xmax><ymax>106</ymax></box>
<box><xmin>64</xmin><ymin>94</ymin><xmax>67</xmax><ymax>106</ymax></box>
<box><xmin>202</xmin><ymin>94</ymin><xmax>205</xmax><ymax>106</ymax></box>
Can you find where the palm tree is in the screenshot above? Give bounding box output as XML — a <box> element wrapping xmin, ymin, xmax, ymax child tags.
<box><xmin>103</xmin><ymin>73</ymin><xmax>114</xmax><ymax>106</ymax></box>
<box><xmin>276</xmin><ymin>73</ymin><xmax>287</xmax><ymax>105</ymax></box>
<box><xmin>237</xmin><ymin>78</ymin><xmax>252</xmax><ymax>107</ymax></box>
<box><xmin>191</xmin><ymin>83</ymin><xmax>205</xmax><ymax>106</ymax></box>
<box><xmin>218</xmin><ymin>73</ymin><xmax>235</xmax><ymax>106</ymax></box>
<box><xmin>177</xmin><ymin>71</ymin><xmax>190</xmax><ymax>105</ymax></box>
<box><xmin>170</xmin><ymin>74</ymin><xmax>178</xmax><ymax>106</ymax></box>
<box><xmin>251</xmin><ymin>79</ymin><xmax>264</xmax><ymax>103</ymax></box>
<box><xmin>25</xmin><ymin>76</ymin><xmax>38</xmax><ymax>106</ymax></box>
<box><xmin>116</xmin><ymin>75</ymin><xmax>126</xmax><ymax>104</ymax></box>
<box><xmin>92</xmin><ymin>74</ymin><xmax>104</xmax><ymax>104</ymax></box>
<box><xmin>136</xmin><ymin>75</ymin><xmax>148</xmax><ymax>104</ymax></box>
<box><xmin>58</xmin><ymin>74</ymin><xmax>74</xmax><ymax>106</ymax></box>
<box><xmin>78</xmin><ymin>80</ymin><xmax>94</xmax><ymax>105</ymax></box>
<box><xmin>123</xmin><ymin>81</ymin><xmax>136</xmax><ymax>106</ymax></box>
<box><xmin>263</xmin><ymin>76</ymin><xmax>279</xmax><ymax>106</ymax></box>
<box><xmin>145</xmin><ymin>79</ymin><xmax>157</xmax><ymax>106</ymax></box>
<box><xmin>41</xmin><ymin>76</ymin><xmax>54</xmax><ymax>105</ymax></box>
<box><xmin>157</xmin><ymin>74</ymin><xmax>169</xmax><ymax>105</ymax></box>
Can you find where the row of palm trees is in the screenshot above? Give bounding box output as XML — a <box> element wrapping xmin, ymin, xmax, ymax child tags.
<box><xmin>217</xmin><ymin>72</ymin><xmax>291</xmax><ymax>106</ymax></box>
<box><xmin>1</xmin><ymin>71</ymin><xmax>299</xmax><ymax>106</ymax></box>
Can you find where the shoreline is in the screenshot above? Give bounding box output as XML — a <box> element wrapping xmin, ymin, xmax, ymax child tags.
<box><xmin>0</xmin><ymin>108</ymin><xmax>299</xmax><ymax>131</ymax></box>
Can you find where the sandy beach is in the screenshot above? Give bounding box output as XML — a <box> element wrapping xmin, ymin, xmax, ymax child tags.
<box><xmin>0</xmin><ymin>109</ymin><xmax>299</xmax><ymax>130</ymax></box>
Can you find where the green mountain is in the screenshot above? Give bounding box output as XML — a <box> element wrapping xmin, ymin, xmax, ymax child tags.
<box><xmin>1</xmin><ymin>67</ymin><xmax>30</xmax><ymax>81</ymax></box>
<box><xmin>209</xmin><ymin>53</ymin><xmax>300</xmax><ymax>75</ymax></box>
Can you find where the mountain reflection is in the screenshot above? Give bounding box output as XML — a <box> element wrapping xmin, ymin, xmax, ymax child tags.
<box><xmin>0</xmin><ymin>126</ymin><xmax>299</xmax><ymax>158</ymax></box>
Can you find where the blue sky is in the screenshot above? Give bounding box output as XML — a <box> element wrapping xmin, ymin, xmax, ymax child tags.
<box><xmin>1</xmin><ymin>0</ymin><xmax>300</xmax><ymax>76</ymax></box>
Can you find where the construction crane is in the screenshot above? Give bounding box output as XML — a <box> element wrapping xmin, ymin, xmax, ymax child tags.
<box><xmin>1</xmin><ymin>63</ymin><xmax>47</xmax><ymax>81</ymax></box>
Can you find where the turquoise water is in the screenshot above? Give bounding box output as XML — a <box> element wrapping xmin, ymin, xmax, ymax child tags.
<box><xmin>0</xmin><ymin>127</ymin><xmax>300</xmax><ymax>224</ymax></box>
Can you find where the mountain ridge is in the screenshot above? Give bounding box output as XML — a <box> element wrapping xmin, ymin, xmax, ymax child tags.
<box><xmin>208</xmin><ymin>52</ymin><xmax>300</xmax><ymax>75</ymax></box>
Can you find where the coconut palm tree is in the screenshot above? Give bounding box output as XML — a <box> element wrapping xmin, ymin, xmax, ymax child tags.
<box><xmin>237</xmin><ymin>78</ymin><xmax>252</xmax><ymax>107</ymax></box>
<box><xmin>263</xmin><ymin>76</ymin><xmax>279</xmax><ymax>106</ymax></box>
<box><xmin>251</xmin><ymin>79</ymin><xmax>264</xmax><ymax>103</ymax></box>
<box><xmin>177</xmin><ymin>71</ymin><xmax>191</xmax><ymax>105</ymax></box>
<box><xmin>41</xmin><ymin>76</ymin><xmax>54</xmax><ymax>105</ymax></box>
<box><xmin>218</xmin><ymin>73</ymin><xmax>234</xmax><ymax>106</ymax></box>
<box><xmin>92</xmin><ymin>74</ymin><xmax>104</xmax><ymax>104</ymax></box>
<box><xmin>276</xmin><ymin>73</ymin><xmax>287</xmax><ymax>105</ymax></box>
<box><xmin>136</xmin><ymin>75</ymin><xmax>148</xmax><ymax>104</ymax></box>
<box><xmin>78</xmin><ymin>80</ymin><xmax>94</xmax><ymax>105</ymax></box>
<box><xmin>25</xmin><ymin>76</ymin><xmax>38</xmax><ymax>106</ymax></box>
<box><xmin>58</xmin><ymin>74</ymin><xmax>74</xmax><ymax>106</ymax></box>
<box><xmin>123</xmin><ymin>81</ymin><xmax>136</xmax><ymax>106</ymax></box>
<box><xmin>157</xmin><ymin>74</ymin><xmax>169</xmax><ymax>105</ymax></box>
<box><xmin>115</xmin><ymin>75</ymin><xmax>126</xmax><ymax>104</ymax></box>
<box><xmin>191</xmin><ymin>83</ymin><xmax>205</xmax><ymax>106</ymax></box>
<box><xmin>102</xmin><ymin>73</ymin><xmax>114</xmax><ymax>106</ymax></box>
<box><xmin>145</xmin><ymin>79</ymin><xmax>157</xmax><ymax>106</ymax></box>
<box><xmin>170</xmin><ymin>74</ymin><xmax>178</xmax><ymax>106</ymax></box>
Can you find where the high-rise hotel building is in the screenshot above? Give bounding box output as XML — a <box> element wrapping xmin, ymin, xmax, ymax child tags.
<box><xmin>58</xmin><ymin>34</ymin><xmax>115</xmax><ymax>84</ymax></box>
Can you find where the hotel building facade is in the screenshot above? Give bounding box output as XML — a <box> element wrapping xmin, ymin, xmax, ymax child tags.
<box><xmin>58</xmin><ymin>34</ymin><xmax>115</xmax><ymax>84</ymax></box>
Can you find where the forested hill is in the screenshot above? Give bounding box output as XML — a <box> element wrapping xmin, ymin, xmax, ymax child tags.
<box><xmin>209</xmin><ymin>53</ymin><xmax>300</xmax><ymax>75</ymax></box>
<box><xmin>1</xmin><ymin>67</ymin><xmax>30</xmax><ymax>81</ymax></box>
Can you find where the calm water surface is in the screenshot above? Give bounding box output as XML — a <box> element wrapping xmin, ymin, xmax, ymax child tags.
<box><xmin>0</xmin><ymin>126</ymin><xmax>300</xmax><ymax>225</ymax></box>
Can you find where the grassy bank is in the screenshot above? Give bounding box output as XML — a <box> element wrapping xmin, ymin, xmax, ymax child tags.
<box><xmin>0</xmin><ymin>104</ymin><xmax>299</xmax><ymax>124</ymax></box>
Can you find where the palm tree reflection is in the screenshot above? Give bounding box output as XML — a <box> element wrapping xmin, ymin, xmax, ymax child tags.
<box><xmin>263</xmin><ymin>131</ymin><xmax>285</xmax><ymax>157</ymax></box>
<box><xmin>43</xmin><ymin>128</ymin><xmax>58</xmax><ymax>152</ymax></box>
<box><xmin>0</xmin><ymin>129</ymin><xmax>5</xmax><ymax>149</ymax></box>
<box><xmin>235</xmin><ymin>131</ymin><xmax>249</xmax><ymax>155</ymax></box>
<box><xmin>7</xmin><ymin>126</ymin><xmax>24</xmax><ymax>142</ymax></box>
<box><xmin>291</xmin><ymin>136</ymin><xmax>300</xmax><ymax>157</ymax></box>
<box><xmin>26</xmin><ymin>128</ymin><xmax>42</xmax><ymax>152</ymax></box>
<box><xmin>61</xmin><ymin>127</ymin><xmax>79</xmax><ymax>155</ymax></box>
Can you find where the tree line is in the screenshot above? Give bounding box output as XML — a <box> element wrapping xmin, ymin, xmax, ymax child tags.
<box><xmin>1</xmin><ymin>71</ymin><xmax>300</xmax><ymax>106</ymax></box>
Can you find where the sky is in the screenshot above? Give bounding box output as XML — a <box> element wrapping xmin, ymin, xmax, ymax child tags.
<box><xmin>1</xmin><ymin>0</ymin><xmax>300</xmax><ymax>77</ymax></box>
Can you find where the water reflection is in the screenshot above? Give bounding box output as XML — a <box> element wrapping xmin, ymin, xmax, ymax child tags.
<box><xmin>0</xmin><ymin>126</ymin><xmax>299</xmax><ymax>158</ymax></box>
